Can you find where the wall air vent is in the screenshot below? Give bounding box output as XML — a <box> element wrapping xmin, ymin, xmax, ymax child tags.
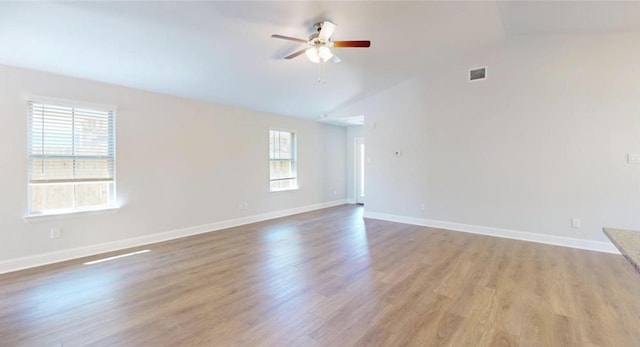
<box><xmin>469</xmin><ymin>67</ymin><xmax>487</xmax><ymax>81</ymax></box>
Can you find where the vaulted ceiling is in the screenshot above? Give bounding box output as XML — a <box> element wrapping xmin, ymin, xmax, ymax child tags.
<box><xmin>1</xmin><ymin>1</ymin><xmax>639</xmax><ymax>124</ymax></box>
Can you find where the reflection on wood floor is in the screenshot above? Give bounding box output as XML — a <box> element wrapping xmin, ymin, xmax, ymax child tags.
<box><xmin>1</xmin><ymin>205</ymin><xmax>639</xmax><ymax>346</ymax></box>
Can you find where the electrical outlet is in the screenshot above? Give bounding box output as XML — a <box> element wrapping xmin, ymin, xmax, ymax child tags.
<box><xmin>571</xmin><ymin>218</ymin><xmax>581</xmax><ymax>229</ymax></box>
<box><xmin>50</xmin><ymin>227</ymin><xmax>61</xmax><ymax>239</ymax></box>
<box><xmin>628</xmin><ymin>153</ymin><xmax>640</xmax><ymax>164</ymax></box>
<box><xmin>420</xmin><ymin>203</ymin><xmax>426</xmax><ymax>211</ymax></box>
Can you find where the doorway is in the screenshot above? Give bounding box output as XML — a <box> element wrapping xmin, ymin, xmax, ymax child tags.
<box><xmin>355</xmin><ymin>137</ymin><xmax>365</xmax><ymax>205</ymax></box>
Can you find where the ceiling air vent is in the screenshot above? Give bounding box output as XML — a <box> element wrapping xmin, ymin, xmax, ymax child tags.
<box><xmin>469</xmin><ymin>67</ymin><xmax>487</xmax><ymax>82</ymax></box>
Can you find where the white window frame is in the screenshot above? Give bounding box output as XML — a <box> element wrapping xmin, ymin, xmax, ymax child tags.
<box><xmin>26</xmin><ymin>96</ymin><xmax>117</xmax><ymax>217</ymax></box>
<box><xmin>269</xmin><ymin>129</ymin><xmax>298</xmax><ymax>192</ymax></box>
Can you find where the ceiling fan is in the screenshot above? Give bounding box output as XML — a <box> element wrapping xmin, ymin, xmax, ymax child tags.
<box><xmin>272</xmin><ymin>21</ymin><xmax>371</xmax><ymax>63</ymax></box>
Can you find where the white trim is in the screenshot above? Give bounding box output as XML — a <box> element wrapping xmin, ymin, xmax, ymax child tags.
<box><xmin>363</xmin><ymin>211</ymin><xmax>620</xmax><ymax>254</ymax></box>
<box><xmin>269</xmin><ymin>186</ymin><xmax>299</xmax><ymax>193</ymax></box>
<box><xmin>354</xmin><ymin>137</ymin><xmax>365</xmax><ymax>204</ymax></box>
<box><xmin>346</xmin><ymin>198</ymin><xmax>357</xmax><ymax>204</ymax></box>
<box><xmin>24</xmin><ymin>206</ymin><xmax>120</xmax><ymax>223</ymax></box>
<box><xmin>0</xmin><ymin>199</ymin><xmax>347</xmax><ymax>274</ymax></box>
<box><xmin>26</xmin><ymin>95</ymin><xmax>117</xmax><ymax>112</ymax></box>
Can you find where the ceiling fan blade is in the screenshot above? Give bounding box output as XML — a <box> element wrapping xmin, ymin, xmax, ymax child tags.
<box><xmin>271</xmin><ymin>34</ymin><xmax>308</xmax><ymax>44</ymax></box>
<box><xmin>318</xmin><ymin>21</ymin><xmax>337</xmax><ymax>41</ymax></box>
<box><xmin>333</xmin><ymin>40</ymin><xmax>371</xmax><ymax>48</ymax></box>
<box><xmin>284</xmin><ymin>49</ymin><xmax>307</xmax><ymax>59</ymax></box>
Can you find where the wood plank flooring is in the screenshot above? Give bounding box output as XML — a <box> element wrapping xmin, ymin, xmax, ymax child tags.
<box><xmin>1</xmin><ymin>205</ymin><xmax>639</xmax><ymax>346</ymax></box>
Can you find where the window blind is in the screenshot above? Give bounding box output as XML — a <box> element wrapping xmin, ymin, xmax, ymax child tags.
<box><xmin>28</xmin><ymin>102</ymin><xmax>115</xmax><ymax>185</ymax></box>
<box><xmin>269</xmin><ymin>130</ymin><xmax>297</xmax><ymax>191</ymax></box>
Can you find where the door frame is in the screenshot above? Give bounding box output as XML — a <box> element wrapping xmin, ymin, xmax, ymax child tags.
<box><xmin>354</xmin><ymin>137</ymin><xmax>365</xmax><ymax>204</ymax></box>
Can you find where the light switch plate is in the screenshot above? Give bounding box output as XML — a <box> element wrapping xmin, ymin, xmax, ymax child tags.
<box><xmin>628</xmin><ymin>153</ymin><xmax>640</xmax><ymax>164</ymax></box>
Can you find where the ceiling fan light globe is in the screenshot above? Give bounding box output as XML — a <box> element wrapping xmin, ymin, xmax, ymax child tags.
<box><xmin>306</xmin><ymin>47</ymin><xmax>320</xmax><ymax>63</ymax></box>
<box><xmin>318</xmin><ymin>46</ymin><xmax>333</xmax><ymax>61</ymax></box>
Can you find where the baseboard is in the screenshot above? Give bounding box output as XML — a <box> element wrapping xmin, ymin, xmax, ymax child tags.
<box><xmin>363</xmin><ymin>211</ymin><xmax>620</xmax><ymax>254</ymax></box>
<box><xmin>346</xmin><ymin>198</ymin><xmax>357</xmax><ymax>204</ymax></box>
<box><xmin>0</xmin><ymin>199</ymin><xmax>348</xmax><ymax>274</ymax></box>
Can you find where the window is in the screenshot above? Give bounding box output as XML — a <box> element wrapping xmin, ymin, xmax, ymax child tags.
<box><xmin>27</xmin><ymin>101</ymin><xmax>116</xmax><ymax>215</ymax></box>
<box><xmin>269</xmin><ymin>130</ymin><xmax>297</xmax><ymax>191</ymax></box>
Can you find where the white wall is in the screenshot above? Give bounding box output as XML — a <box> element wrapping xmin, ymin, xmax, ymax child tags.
<box><xmin>346</xmin><ymin>126</ymin><xmax>364</xmax><ymax>203</ymax></box>
<box><xmin>334</xmin><ymin>31</ymin><xmax>640</xmax><ymax>247</ymax></box>
<box><xmin>0</xmin><ymin>64</ymin><xmax>347</xmax><ymax>265</ymax></box>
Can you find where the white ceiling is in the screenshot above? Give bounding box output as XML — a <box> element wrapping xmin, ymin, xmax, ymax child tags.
<box><xmin>1</xmin><ymin>1</ymin><xmax>639</xmax><ymax>124</ymax></box>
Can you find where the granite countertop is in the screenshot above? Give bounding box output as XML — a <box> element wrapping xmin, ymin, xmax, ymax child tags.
<box><xmin>603</xmin><ymin>228</ymin><xmax>640</xmax><ymax>274</ymax></box>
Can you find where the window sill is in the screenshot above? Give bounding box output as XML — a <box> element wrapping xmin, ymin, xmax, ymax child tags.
<box><xmin>270</xmin><ymin>187</ymin><xmax>299</xmax><ymax>193</ymax></box>
<box><xmin>23</xmin><ymin>206</ymin><xmax>120</xmax><ymax>223</ymax></box>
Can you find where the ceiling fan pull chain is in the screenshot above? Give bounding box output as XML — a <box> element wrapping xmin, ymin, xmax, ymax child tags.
<box><xmin>318</xmin><ymin>60</ymin><xmax>326</xmax><ymax>84</ymax></box>
<box><xmin>322</xmin><ymin>60</ymin><xmax>327</xmax><ymax>84</ymax></box>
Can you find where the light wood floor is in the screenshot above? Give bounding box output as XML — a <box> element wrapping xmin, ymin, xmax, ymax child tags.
<box><xmin>1</xmin><ymin>205</ymin><xmax>640</xmax><ymax>346</ymax></box>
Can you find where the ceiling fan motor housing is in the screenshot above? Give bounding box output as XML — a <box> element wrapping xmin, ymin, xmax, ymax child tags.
<box><xmin>308</xmin><ymin>32</ymin><xmax>321</xmax><ymax>44</ymax></box>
